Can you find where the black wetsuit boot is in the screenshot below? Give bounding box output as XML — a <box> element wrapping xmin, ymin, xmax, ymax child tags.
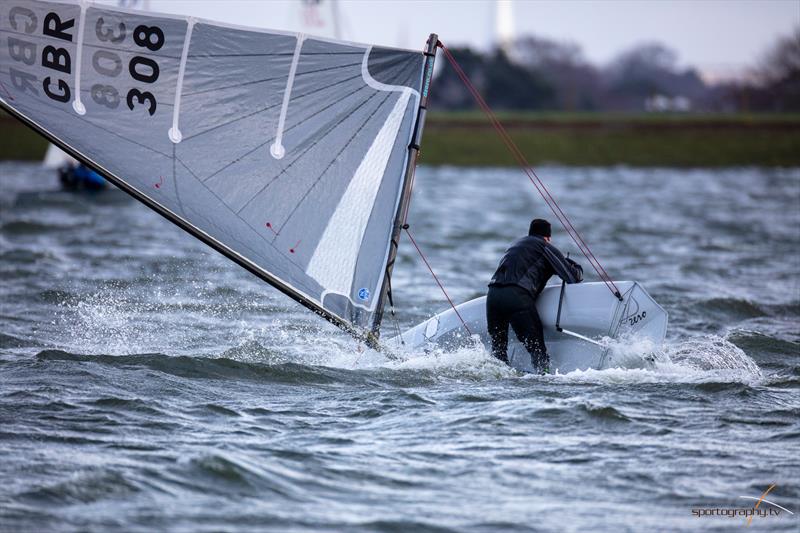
<box><xmin>486</xmin><ymin>285</ymin><xmax>549</xmax><ymax>372</ymax></box>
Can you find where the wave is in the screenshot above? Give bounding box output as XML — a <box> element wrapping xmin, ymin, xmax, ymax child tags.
<box><xmin>0</xmin><ymin>332</ymin><xmax>43</xmax><ymax>349</ymax></box>
<box><xmin>691</xmin><ymin>297</ymin><xmax>799</xmax><ymax>321</ymax></box>
<box><xmin>695</xmin><ymin>296</ymin><xmax>765</xmax><ymax>320</ymax></box>
<box><xmin>576</xmin><ymin>403</ymin><xmax>632</xmax><ymax>423</ymax></box>
<box><xmin>33</xmin><ymin>344</ymin><xmax>517</xmax><ymax>390</ymax></box>
<box><xmin>0</xmin><ymin>248</ymin><xmax>60</xmax><ymax>265</ymax></box>
<box><xmin>725</xmin><ymin>330</ymin><xmax>800</xmax><ymax>360</ymax></box>
<box><xmin>0</xmin><ymin>220</ymin><xmax>76</xmax><ymax>235</ymax></box>
<box><xmin>35</xmin><ymin>349</ymin><xmax>357</xmax><ymax>386</ymax></box>
<box><xmin>11</xmin><ymin>189</ymin><xmax>131</xmax><ymax>208</ymax></box>
<box><xmin>16</xmin><ymin>469</ymin><xmax>140</xmax><ymax>506</ymax></box>
<box><xmin>35</xmin><ymin>327</ymin><xmax>769</xmax><ymax>390</ymax></box>
<box><xmin>40</xmin><ymin>271</ymin><xmax>789</xmax><ymax>388</ymax></box>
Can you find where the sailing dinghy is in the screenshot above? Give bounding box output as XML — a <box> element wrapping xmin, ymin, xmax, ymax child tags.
<box><xmin>0</xmin><ymin>0</ymin><xmax>666</xmax><ymax>372</ymax></box>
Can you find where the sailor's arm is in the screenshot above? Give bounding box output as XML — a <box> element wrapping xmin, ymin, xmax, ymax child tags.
<box><xmin>543</xmin><ymin>246</ymin><xmax>583</xmax><ymax>283</ymax></box>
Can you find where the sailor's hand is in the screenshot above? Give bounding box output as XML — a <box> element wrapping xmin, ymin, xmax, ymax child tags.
<box><xmin>565</xmin><ymin>257</ymin><xmax>583</xmax><ymax>282</ymax></box>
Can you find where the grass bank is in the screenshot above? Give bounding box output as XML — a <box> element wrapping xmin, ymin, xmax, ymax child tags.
<box><xmin>2</xmin><ymin>112</ymin><xmax>799</xmax><ymax>167</ymax></box>
<box><xmin>1</xmin><ymin>115</ymin><xmax>52</xmax><ymax>161</ymax></box>
<box><xmin>423</xmin><ymin>112</ymin><xmax>800</xmax><ymax>167</ymax></box>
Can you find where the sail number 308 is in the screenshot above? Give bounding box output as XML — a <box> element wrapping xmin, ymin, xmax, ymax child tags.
<box><xmin>92</xmin><ymin>18</ymin><xmax>163</xmax><ymax>116</ymax></box>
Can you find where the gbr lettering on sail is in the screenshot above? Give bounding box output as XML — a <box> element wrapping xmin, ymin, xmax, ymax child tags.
<box><xmin>6</xmin><ymin>5</ymin><xmax>165</xmax><ymax>115</ymax></box>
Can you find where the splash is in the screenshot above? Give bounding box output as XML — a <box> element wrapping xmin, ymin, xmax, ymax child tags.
<box><xmin>600</xmin><ymin>334</ymin><xmax>661</xmax><ymax>370</ymax></box>
<box><xmin>383</xmin><ymin>336</ymin><xmax>517</xmax><ymax>380</ymax></box>
<box><xmin>259</xmin><ymin>329</ymin><xmax>517</xmax><ymax>382</ymax></box>
<box><xmin>53</xmin><ymin>279</ymin><xmax>763</xmax><ymax>387</ymax></box>
<box><xmin>665</xmin><ymin>335</ymin><xmax>763</xmax><ymax>375</ymax></box>
<box><xmin>261</xmin><ymin>330</ymin><xmax>764</xmax><ymax>386</ymax></box>
<box><xmin>56</xmin><ymin>285</ymin><xmax>164</xmax><ymax>355</ymax></box>
<box><xmin>54</xmin><ymin>277</ymin><xmax>272</xmax><ymax>356</ymax></box>
<box><xmin>554</xmin><ymin>333</ymin><xmax>763</xmax><ymax>385</ymax></box>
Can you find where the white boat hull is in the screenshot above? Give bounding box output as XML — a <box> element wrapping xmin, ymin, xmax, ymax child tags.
<box><xmin>388</xmin><ymin>281</ymin><xmax>667</xmax><ymax>373</ymax></box>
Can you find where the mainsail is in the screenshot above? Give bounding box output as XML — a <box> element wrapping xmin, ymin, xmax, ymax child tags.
<box><xmin>41</xmin><ymin>0</ymin><xmax>150</xmax><ymax>170</ymax></box>
<box><xmin>1</xmin><ymin>0</ymin><xmax>436</xmax><ymax>343</ymax></box>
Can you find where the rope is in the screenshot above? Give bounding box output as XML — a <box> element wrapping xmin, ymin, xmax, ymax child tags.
<box><xmin>439</xmin><ymin>42</ymin><xmax>622</xmax><ymax>299</ymax></box>
<box><xmin>404</xmin><ymin>227</ymin><xmax>472</xmax><ymax>335</ymax></box>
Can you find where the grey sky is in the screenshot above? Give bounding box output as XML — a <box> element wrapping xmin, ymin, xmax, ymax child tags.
<box><xmin>151</xmin><ymin>0</ymin><xmax>799</xmax><ymax>79</ymax></box>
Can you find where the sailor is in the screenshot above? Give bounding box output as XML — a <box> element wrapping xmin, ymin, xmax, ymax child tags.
<box><xmin>58</xmin><ymin>163</ymin><xmax>107</xmax><ymax>191</ymax></box>
<box><xmin>487</xmin><ymin>218</ymin><xmax>583</xmax><ymax>374</ymax></box>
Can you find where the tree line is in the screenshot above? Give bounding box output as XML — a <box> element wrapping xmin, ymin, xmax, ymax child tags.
<box><xmin>431</xmin><ymin>28</ymin><xmax>800</xmax><ymax>113</ymax></box>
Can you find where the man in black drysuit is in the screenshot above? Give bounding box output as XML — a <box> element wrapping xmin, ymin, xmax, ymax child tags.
<box><xmin>487</xmin><ymin>219</ymin><xmax>584</xmax><ymax>373</ymax></box>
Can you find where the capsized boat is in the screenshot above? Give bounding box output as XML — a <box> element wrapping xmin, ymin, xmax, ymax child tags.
<box><xmin>0</xmin><ymin>0</ymin><xmax>666</xmax><ymax>370</ymax></box>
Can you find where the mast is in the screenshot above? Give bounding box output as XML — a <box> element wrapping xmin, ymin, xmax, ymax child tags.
<box><xmin>370</xmin><ymin>33</ymin><xmax>439</xmax><ymax>339</ymax></box>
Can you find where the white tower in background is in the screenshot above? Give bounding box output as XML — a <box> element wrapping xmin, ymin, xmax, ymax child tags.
<box><xmin>299</xmin><ymin>0</ymin><xmax>343</xmax><ymax>40</ymax></box>
<box><xmin>495</xmin><ymin>0</ymin><xmax>514</xmax><ymax>55</ymax></box>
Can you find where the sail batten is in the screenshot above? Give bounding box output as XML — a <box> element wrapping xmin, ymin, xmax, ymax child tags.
<box><xmin>69</xmin><ymin>1</ymin><xmax>86</xmax><ymax>115</ymax></box>
<box><xmin>271</xmin><ymin>34</ymin><xmax>304</xmax><ymax>160</ymax></box>
<box><xmin>1</xmin><ymin>0</ymin><xmax>427</xmax><ymax>342</ymax></box>
<box><xmin>168</xmin><ymin>16</ymin><xmax>193</xmax><ymax>143</ymax></box>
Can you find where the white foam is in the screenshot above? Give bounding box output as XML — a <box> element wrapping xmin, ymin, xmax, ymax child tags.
<box><xmin>55</xmin><ymin>282</ymin><xmax>763</xmax><ymax>387</ymax></box>
<box><xmin>294</xmin><ymin>331</ymin><xmax>765</xmax><ymax>386</ymax></box>
<box><xmin>551</xmin><ymin>334</ymin><xmax>763</xmax><ymax>385</ymax></box>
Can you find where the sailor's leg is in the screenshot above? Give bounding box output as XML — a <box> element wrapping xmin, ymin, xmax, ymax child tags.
<box><xmin>486</xmin><ymin>288</ymin><xmax>510</xmax><ymax>363</ymax></box>
<box><xmin>509</xmin><ymin>303</ymin><xmax>548</xmax><ymax>373</ymax></box>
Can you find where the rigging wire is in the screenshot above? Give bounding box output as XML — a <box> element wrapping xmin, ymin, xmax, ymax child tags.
<box><xmin>404</xmin><ymin>227</ymin><xmax>472</xmax><ymax>336</ymax></box>
<box><xmin>438</xmin><ymin>42</ymin><xmax>622</xmax><ymax>299</ymax></box>
<box><xmin>384</xmin><ymin>268</ymin><xmax>405</xmax><ymax>343</ymax></box>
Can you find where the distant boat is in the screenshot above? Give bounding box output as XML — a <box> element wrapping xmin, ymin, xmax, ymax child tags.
<box><xmin>1</xmin><ymin>0</ymin><xmax>666</xmax><ymax>372</ymax></box>
<box><xmin>42</xmin><ymin>143</ymin><xmax>77</xmax><ymax>169</ymax></box>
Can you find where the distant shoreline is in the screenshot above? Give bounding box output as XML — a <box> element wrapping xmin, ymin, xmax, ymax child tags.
<box><xmin>422</xmin><ymin>112</ymin><xmax>800</xmax><ymax>167</ymax></box>
<box><xmin>2</xmin><ymin>111</ymin><xmax>799</xmax><ymax>167</ymax></box>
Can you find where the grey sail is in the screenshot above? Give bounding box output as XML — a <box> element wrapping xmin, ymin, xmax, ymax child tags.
<box><xmin>1</xmin><ymin>0</ymin><xmax>428</xmax><ymax>339</ymax></box>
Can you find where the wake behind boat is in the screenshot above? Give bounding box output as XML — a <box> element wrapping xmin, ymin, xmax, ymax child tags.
<box><xmin>0</xmin><ymin>0</ymin><xmax>667</xmax><ymax>369</ymax></box>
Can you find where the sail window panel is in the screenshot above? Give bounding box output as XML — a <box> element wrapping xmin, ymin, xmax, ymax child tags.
<box><xmin>350</xmin><ymin>94</ymin><xmax>418</xmax><ymax>312</ymax></box>
<box><xmin>76</xmin><ymin>6</ymin><xmax>188</xmax><ymax>187</ymax></box>
<box><xmin>178</xmin><ymin>23</ymin><xmax>294</xmax><ymax>143</ymax></box>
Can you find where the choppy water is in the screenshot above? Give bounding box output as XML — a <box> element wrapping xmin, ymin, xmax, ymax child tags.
<box><xmin>1</xmin><ymin>162</ymin><xmax>798</xmax><ymax>532</ymax></box>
